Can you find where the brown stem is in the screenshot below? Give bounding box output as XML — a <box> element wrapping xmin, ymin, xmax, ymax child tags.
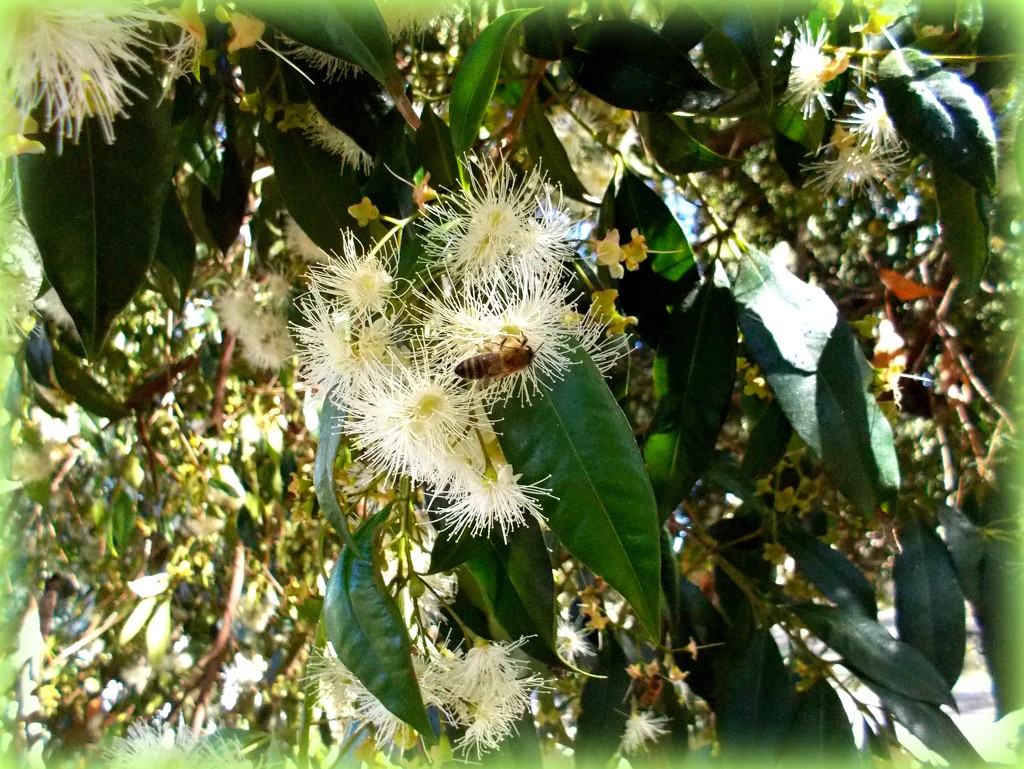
<box><xmin>211</xmin><ymin>332</ymin><xmax>236</xmax><ymax>433</ymax></box>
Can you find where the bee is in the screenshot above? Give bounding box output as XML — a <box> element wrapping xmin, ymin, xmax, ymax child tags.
<box><xmin>454</xmin><ymin>334</ymin><xmax>536</xmax><ymax>380</ymax></box>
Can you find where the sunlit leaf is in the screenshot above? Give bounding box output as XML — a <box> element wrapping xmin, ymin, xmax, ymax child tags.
<box><xmin>493</xmin><ymin>345</ymin><xmax>661</xmax><ymax>636</ymax></box>
<box><xmin>449</xmin><ymin>8</ymin><xmax>539</xmax><ymax>157</ymax></box>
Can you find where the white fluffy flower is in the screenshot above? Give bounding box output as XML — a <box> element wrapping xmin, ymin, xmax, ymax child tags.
<box><xmin>445</xmin><ymin>638</ymin><xmax>545</xmax><ymax>758</ymax></box>
<box><xmin>620</xmin><ymin>710</ymin><xmax>670</xmax><ymax>754</ymax></box>
<box><xmin>785</xmin><ymin>20</ymin><xmax>846</xmax><ymax>119</ymax></box>
<box><xmin>419</xmin><ymin>162</ymin><xmax>573</xmax><ymax>282</ymax></box>
<box><xmin>306</xmin><ymin>232</ymin><xmax>397</xmax><ymax>318</ymax></box>
<box><xmin>106</xmin><ymin>717</ymin><xmax>250</xmax><ymax>769</ymax></box>
<box><xmin>842</xmin><ymin>88</ymin><xmax>903</xmax><ymax>154</ymax></box>
<box><xmin>216</xmin><ymin>286</ymin><xmax>293</xmax><ymax>371</ymax></box>
<box><xmin>376</xmin><ymin>0</ymin><xmax>464</xmax><ymax>38</ymax></box>
<box><xmin>345</xmin><ymin>357</ymin><xmax>482</xmax><ymax>483</ymax></box>
<box><xmin>5</xmin><ymin>0</ymin><xmax>161</xmax><ymax>145</ymax></box>
<box><xmin>805</xmin><ymin>126</ymin><xmax>902</xmax><ymax>193</ymax></box>
<box><xmin>304</xmin><ymin>111</ymin><xmax>372</xmax><ymax>173</ymax></box>
<box><xmin>556</xmin><ymin>619</ymin><xmax>595</xmax><ymax>666</ymax></box>
<box><xmin>438</xmin><ymin>456</ymin><xmax>550</xmax><ymax>541</ymax></box>
<box><xmin>292</xmin><ymin>288</ymin><xmax>403</xmax><ymax>401</ymax></box>
<box><xmin>308</xmin><ymin>647</ymin><xmax>450</xmax><ymax>750</ymax></box>
<box><xmin>282</xmin><ymin>38</ymin><xmax>353</xmax><ymax>82</ymax></box>
<box><xmin>284</xmin><ymin>216</ymin><xmax>328</xmax><ymax>263</ymax></box>
<box><xmin>422</xmin><ymin>269</ymin><xmax>582</xmax><ymax>404</ymax></box>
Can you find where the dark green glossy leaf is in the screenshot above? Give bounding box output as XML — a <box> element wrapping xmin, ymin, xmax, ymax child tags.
<box><xmin>480</xmin><ymin>706</ymin><xmax>542</xmax><ymax>768</ymax></box>
<box><xmin>715</xmin><ymin>627</ymin><xmax>794</xmax><ymax>759</ymax></box>
<box><xmin>564</xmin><ymin>20</ymin><xmax>732</xmax><ymax>113</ymax></box>
<box><xmin>733</xmin><ymin>248</ymin><xmax>900</xmax><ymax>515</ymax></box>
<box><xmin>523</xmin><ymin>96</ymin><xmax>591</xmax><ymax>203</ymax></box>
<box><xmin>977</xmin><ymin>512</ymin><xmax>1024</xmax><ymax>716</ymax></box>
<box><xmin>364</xmin><ymin>113</ymin><xmax>413</xmax><ymax>220</ymax></box>
<box><xmin>239</xmin><ymin>0</ymin><xmax>416</xmax><ymax>125</ymax></box>
<box><xmin>740</xmin><ymin>399</ymin><xmax>792</xmax><ymax>479</ymax></box>
<box><xmin>575</xmin><ymin>631</ymin><xmax>631</xmax><ymax>766</ymax></box>
<box><xmin>201</xmin><ymin>136</ymin><xmax>249</xmax><ymax>253</ymax></box>
<box><xmin>794</xmin><ymin>604</ymin><xmax>955</xmax><ymax>708</ymax></box>
<box><xmin>644</xmin><ymin>274</ymin><xmax>737</xmax><ymax>518</ymax></box>
<box><xmin>638</xmin><ymin>113</ymin><xmax>740</xmax><ymax>175</ymax></box>
<box><xmin>24</xmin><ymin>324</ymin><xmax>54</xmax><ymax>387</ymax></box>
<box><xmin>659</xmin><ymin>3</ymin><xmax>713</xmax><ymax>54</ymax></box>
<box><xmin>781</xmin><ymin>527</ymin><xmax>877</xmax><ymax>619</ymax></box>
<box><xmin>15</xmin><ymin>70</ymin><xmax>172</xmax><ymax>358</ymax></box>
<box><xmin>933</xmin><ymin>165</ymin><xmax>990</xmax><ymax>295</ymax></box>
<box><xmin>521</xmin><ymin>0</ymin><xmax>575</xmax><ymax>60</ymax></box>
<box><xmin>493</xmin><ymin>345</ymin><xmax>661</xmax><ymax>636</ymax></box>
<box><xmin>260</xmin><ymin>121</ymin><xmax>361</xmax><ymax>254</ymax></box>
<box><xmin>152</xmin><ymin>189</ymin><xmax>195</xmax><ymax>313</ymax></box>
<box><xmin>700</xmin><ymin>1</ymin><xmax>784</xmax><ymax>101</ymax></box>
<box><xmin>449</xmin><ymin>8</ymin><xmax>539</xmax><ymax>157</ymax></box>
<box><xmin>313</xmin><ymin>396</ymin><xmax>356</xmax><ymax>550</ymax></box>
<box><xmin>863</xmin><ymin>680</ymin><xmax>984</xmax><ymax>765</ymax></box>
<box><xmin>877</xmin><ymin>47</ymin><xmax>997</xmax><ymax>193</ymax></box>
<box><xmin>323</xmin><ymin>511</ymin><xmax>435</xmax><ymax>740</ymax></box>
<box><xmin>614</xmin><ymin>172</ymin><xmax>698</xmax><ymax>346</ymax></box>
<box><xmin>936</xmin><ymin>503</ymin><xmax>983</xmax><ymax>602</ymax></box>
<box><xmin>51</xmin><ymin>346</ymin><xmax>130</xmax><ymax>420</ymax></box>
<box><xmin>458</xmin><ymin>521</ymin><xmax>558</xmax><ymax>666</ymax></box>
<box><xmin>781</xmin><ymin>679</ymin><xmax>857</xmax><ymax>764</ymax></box>
<box><xmin>894</xmin><ymin>517</ymin><xmax>966</xmax><ymax>688</ymax></box>
<box><xmin>670</xmin><ymin>577</ymin><xmax>725</xmax><ymax>703</ymax></box>
<box><xmin>429</xmin><ymin>524</ymin><xmax>491</xmax><ymax>573</ymax></box>
<box><xmin>415</xmin><ymin>104</ymin><xmax>459</xmax><ymax>191</ymax></box>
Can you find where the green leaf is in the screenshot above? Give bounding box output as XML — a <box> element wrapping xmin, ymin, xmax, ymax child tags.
<box><xmin>575</xmin><ymin>631</ymin><xmax>631</xmax><ymax>766</ymax></box>
<box><xmin>733</xmin><ymin>248</ymin><xmax>900</xmax><ymax>515</ymax></box>
<box><xmin>313</xmin><ymin>397</ymin><xmax>356</xmax><ymax>550</ymax></box>
<box><xmin>794</xmin><ymin>603</ymin><xmax>956</xmax><ymax>708</ymax></box>
<box><xmin>933</xmin><ymin>165</ymin><xmax>990</xmax><ymax>295</ymax></box>
<box><xmin>740</xmin><ymin>400</ymin><xmax>792</xmax><ymax>479</ymax></box>
<box><xmin>521</xmin><ymin>0</ymin><xmax>575</xmax><ymax>60</ymax></box>
<box><xmin>699</xmin><ymin>2</ymin><xmax>785</xmax><ymax>102</ymax></box>
<box><xmin>522</xmin><ymin>96</ymin><xmax>591</xmax><ymax>203</ymax></box>
<box><xmin>449</xmin><ymin>8</ymin><xmax>539</xmax><ymax>157</ymax></box>
<box><xmin>457</xmin><ymin>521</ymin><xmax>558</xmax><ymax>666</ymax></box>
<box><xmin>414</xmin><ymin>105</ymin><xmax>459</xmax><ymax>191</ymax></box>
<box><xmin>877</xmin><ymin>47</ymin><xmax>997</xmax><ymax>193</ymax></box>
<box><xmin>644</xmin><ymin>274</ymin><xmax>737</xmax><ymax>518</ymax></box>
<box><xmin>120</xmin><ymin>596</ymin><xmax>157</xmax><ymax>645</ymax></box>
<box><xmin>14</xmin><ymin>69</ymin><xmax>173</xmax><ymax>358</ymax></box>
<box><xmin>863</xmin><ymin>680</ymin><xmax>984</xmax><ymax>765</ymax></box>
<box><xmin>781</xmin><ymin>527</ymin><xmax>877</xmax><ymax>619</ymax></box>
<box><xmin>894</xmin><ymin>516</ymin><xmax>966</xmax><ymax>688</ymax></box>
<box><xmin>109</xmin><ymin>489</ymin><xmax>136</xmax><ymax>556</ymax></box>
<box><xmin>493</xmin><ymin>345</ymin><xmax>661</xmax><ymax>636</ymax></box>
<box><xmin>936</xmin><ymin>503</ymin><xmax>983</xmax><ymax>602</ymax></box>
<box><xmin>614</xmin><ymin>172</ymin><xmax>698</xmax><ymax>347</ymax></box>
<box><xmin>260</xmin><ymin>121</ymin><xmax>361</xmax><ymax>254</ymax></box>
<box><xmin>976</xmin><ymin>517</ymin><xmax>1024</xmax><ymax>716</ymax></box>
<box><xmin>153</xmin><ymin>188</ymin><xmax>196</xmax><ymax>313</ymax></box>
<box><xmin>145</xmin><ymin>599</ymin><xmax>173</xmax><ymax>663</ymax></box>
<box><xmin>715</xmin><ymin>627</ymin><xmax>794</xmax><ymax>759</ymax></box>
<box><xmin>564</xmin><ymin>20</ymin><xmax>733</xmax><ymax>113</ymax></box>
<box><xmin>51</xmin><ymin>346</ymin><xmax>130</xmax><ymax>420</ymax></box>
<box><xmin>781</xmin><ymin>679</ymin><xmax>857</xmax><ymax>764</ymax></box>
<box><xmin>239</xmin><ymin>0</ymin><xmax>397</xmax><ymax>96</ymax></box>
<box><xmin>638</xmin><ymin>113</ymin><xmax>740</xmax><ymax>175</ymax></box>
<box><xmin>323</xmin><ymin>511</ymin><xmax>435</xmax><ymax>741</ymax></box>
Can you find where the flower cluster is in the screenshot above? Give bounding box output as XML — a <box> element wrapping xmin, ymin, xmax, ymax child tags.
<box><xmin>310</xmin><ymin>637</ymin><xmax>543</xmax><ymax>758</ymax></box>
<box><xmin>782</xmin><ymin>17</ymin><xmax>909</xmax><ymax>194</ymax></box>
<box><xmin>106</xmin><ymin>717</ymin><xmax>250</xmax><ymax>769</ymax></box>
<box><xmin>3</xmin><ymin>0</ymin><xmax>213</xmax><ymax>149</ymax></box>
<box><xmin>217</xmin><ymin>276</ymin><xmax>294</xmax><ymax>371</ymax></box>
<box><xmin>293</xmin><ymin>163</ymin><xmax>620</xmax><ymax>542</ymax></box>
